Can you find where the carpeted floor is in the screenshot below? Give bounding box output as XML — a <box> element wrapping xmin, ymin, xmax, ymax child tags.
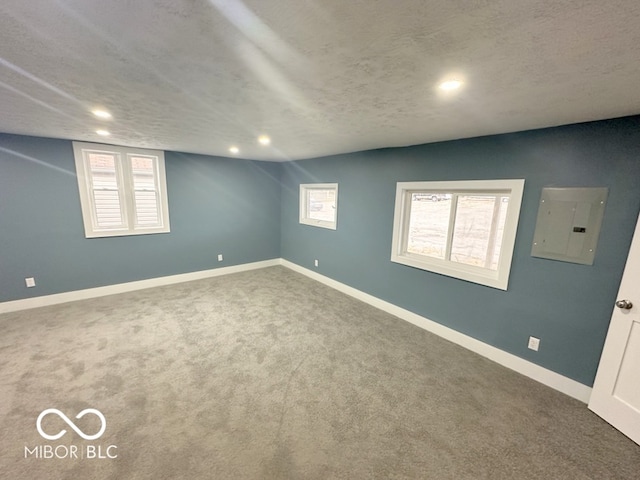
<box><xmin>0</xmin><ymin>266</ymin><xmax>638</xmax><ymax>479</ymax></box>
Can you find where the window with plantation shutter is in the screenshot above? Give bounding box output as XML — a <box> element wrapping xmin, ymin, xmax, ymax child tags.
<box><xmin>73</xmin><ymin>142</ymin><xmax>170</xmax><ymax>238</ymax></box>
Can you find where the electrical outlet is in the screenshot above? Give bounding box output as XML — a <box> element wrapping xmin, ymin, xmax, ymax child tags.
<box><xmin>25</xmin><ymin>277</ymin><xmax>36</xmax><ymax>288</ymax></box>
<box><xmin>217</xmin><ymin>254</ymin><xmax>223</xmax><ymax>262</ymax></box>
<box><xmin>314</xmin><ymin>259</ymin><xmax>319</xmax><ymax>267</ymax></box>
<box><xmin>528</xmin><ymin>336</ymin><xmax>540</xmax><ymax>351</ymax></box>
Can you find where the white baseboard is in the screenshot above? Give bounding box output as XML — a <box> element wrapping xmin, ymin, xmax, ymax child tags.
<box><xmin>280</xmin><ymin>259</ymin><xmax>592</xmax><ymax>403</ymax></box>
<box><xmin>0</xmin><ymin>259</ymin><xmax>280</xmax><ymax>314</ymax></box>
<box><xmin>1</xmin><ymin>257</ymin><xmax>592</xmax><ymax>403</ymax></box>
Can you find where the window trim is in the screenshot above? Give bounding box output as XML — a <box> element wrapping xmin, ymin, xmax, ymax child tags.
<box><xmin>299</xmin><ymin>183</ymin><xmax>338</xmax><ymax>230</ymax></box>
<box><xmin>391</xmin><ymin>179</ymin><xmax>525</xmax><ymax>290</ymax></box>
<box><xmin>73</xmin><ymin>141</ymin><xmax>170</xmax><ymax>238</ymax></box>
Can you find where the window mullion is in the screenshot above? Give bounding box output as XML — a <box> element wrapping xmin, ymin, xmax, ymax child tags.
<box><xmin>119</xmin><ymin>153</ymin><xmax>135</xmax><ymax>230</ymax></box>
<box><xmin>444</xmin><ymin>193</ymin><xmax>458</xmax><ymax>261</ymax></box>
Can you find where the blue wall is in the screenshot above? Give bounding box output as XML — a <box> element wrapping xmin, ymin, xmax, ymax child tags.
<box><xmin>280</xmin><ymin>116</ymin><xmax>640</xmax><ymax>386</ymax></box>
<box><xmin>2</xmin><ymin>116</ymin><xmax>639</xmax><ymax>386</ymax></box>
<box><xmin>0</xmin><ymin>134</ymin><xmax>281</xmax><ymax>302</ymax></box>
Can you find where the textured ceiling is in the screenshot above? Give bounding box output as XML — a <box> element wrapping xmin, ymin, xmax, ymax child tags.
<box><xmin>1</xmin><ymin>0</ymin><xmax>640</xmax><ymax>161</ymax></box>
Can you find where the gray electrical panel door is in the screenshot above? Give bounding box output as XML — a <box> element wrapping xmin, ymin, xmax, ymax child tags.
<box><xmin>531</xmin><ymin>187</ymin><xmax>608</xmax><ymax>265</ymax></box>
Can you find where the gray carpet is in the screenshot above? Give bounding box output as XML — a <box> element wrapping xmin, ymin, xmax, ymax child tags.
<box><xmin>0</xmin><ymin>266</ymin><xmax>638</xmax><ymax>479</ymax></box>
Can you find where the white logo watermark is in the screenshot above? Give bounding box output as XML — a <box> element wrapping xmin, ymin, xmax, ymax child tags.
<box><xmin>25</xmin><ymin>408</ymin><xmax>118</xmax><ymax>460</ymax></box>
<box><xmin>36</xmin><ymin>408</ymin><xmax>106</xmax><ymax>441</ymax></box>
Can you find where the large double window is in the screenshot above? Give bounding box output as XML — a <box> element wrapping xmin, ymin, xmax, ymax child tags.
<box><xmin>391</xmin><ymin>179</ymin><xmax>524</xmax><ymax>290</ymax></box>
<box><xmin>73</xmin><ymin>142</ymin><xmax>170</xmax><ymax>238</ymax></box>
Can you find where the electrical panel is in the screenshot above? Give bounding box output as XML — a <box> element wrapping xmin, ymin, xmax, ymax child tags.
<box><xmin>531</xmin><ymin>187</ymin><xmax>608</xmax><ymax>265</ymax></box>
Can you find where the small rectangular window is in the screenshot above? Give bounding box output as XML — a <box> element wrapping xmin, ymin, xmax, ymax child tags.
<box><xmin>299</xmin><ymin>183</ymin><xmax>338</xmax><ymax>230</ymax></box>
<box><xmin>73</xmin><ymin>142</ymin><xmax>170</xmax><ymax>238</ymax></box>
<box><xmin>391</xmin><ymin>179</ymin><xmax>524</xmax><ymax>290</ymax></box>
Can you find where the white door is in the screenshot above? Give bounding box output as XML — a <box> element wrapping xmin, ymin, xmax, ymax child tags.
<box><xmin>589</xmin><ymin>212</ymin><xmax>640</xmax><ymax>445</ymax></box>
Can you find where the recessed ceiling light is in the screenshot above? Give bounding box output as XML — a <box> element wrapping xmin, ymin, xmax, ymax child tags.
<box><xmin>92</xmin><ymin>109</ymin><xmax>112</xmax><ymax>119</ymax></box>
<box><xmin>438</xmin><ymin>79</ymin><xmax>463</xmax><ymax>91</ymax></box>
<box><xmin>258</xmin><ymin>135</ymin><xmax>271</xmax><ymax>146</ymax></box>
<box><xmin>96</xmin><ymin>129</ymin><xmax>110</xmax><ymax>136</ymax></box>
<box><xmin>229</xmin><ymin>146</ymin><xmax>239</xmax><ymax>154</ymax></box>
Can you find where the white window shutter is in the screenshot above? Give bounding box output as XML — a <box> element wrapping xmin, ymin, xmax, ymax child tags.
<box><xmin>86</xmin><ymin>151</ymin><xmax>126</xmax><ymax>229</ymax></box>
<box><xmin>129</xmin><ymin>155</ymin><xmax>161</xmax><ymax>227</ymax></box>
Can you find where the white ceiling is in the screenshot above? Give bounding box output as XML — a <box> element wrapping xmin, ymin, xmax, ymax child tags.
<box><xmin>1</xmin><ymin>1</ymin><xmax>640</xmax><ymax>161</ymax></box>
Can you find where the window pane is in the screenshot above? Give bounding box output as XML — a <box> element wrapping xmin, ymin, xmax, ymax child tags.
<box><xmin>130</xmin><ymin>155</ymin><xmax>160</xmax><ymax>226</ymax></box>
<box><xmin>406</xmin><ymin>193</ymin><xmax>451</xmax><ymax>259</ymax></box>
<box><xmin>131</xmin><ymin>156</ymin><xmax>156</xmax><ymax>190</ymax></box>
<box><xmin>88</xmin><ymin>153</ymin><xmax>124</xmax><ymax>228</ymax></box>
<box><xmin>490</xmin><ymin>197</ymin><xmax>509</xmax><ymax>270</ymax></box>
<box><xmin>451</xmin><ymin>195</ymin><xmax>507</xmax><ymax>270</ymax></box>
<box><xmin>307</xmin><ymin>189</ymin><xmax>336</xmax><ymax>222</ymax></box>
<box><xmin>89</xmin><ymin>153</ymin><xmax>118</xmax><ymax>190</ymax></box>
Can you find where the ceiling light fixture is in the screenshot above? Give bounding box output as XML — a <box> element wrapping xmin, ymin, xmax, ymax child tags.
<box><xmin>92</xmin><ymin>109</ymin><xmax>112</xmax><ymax>119</ymax></box>
<box><xmin>258</xmin><ymin>135</ymin><xmax>271</xmax><ymax>146</ymax></box>
<box><xmin>438</xmin><ymin>79</ymin><xmax>463</xmax><ymax>91</ymax></box>
<box><xmin>96</xmin><ymin>129</ymin><xmax>111</xmax><ymax>136</ymax></box>
<box><xmin>229</xmin><ymin>146</ymin><xmax>239</xmax><ymax>154</ymax></box>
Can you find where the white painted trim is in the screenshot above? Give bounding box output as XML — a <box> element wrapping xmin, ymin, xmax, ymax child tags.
<box><xmin>280</xmin><ymin>259</ymin><xmax>592</xmax><ymax>403</ymax></box>
<box><xmin>0</xmin><ymin>259</ymin><xmax>280</xmax><ymax>314</ymax></box>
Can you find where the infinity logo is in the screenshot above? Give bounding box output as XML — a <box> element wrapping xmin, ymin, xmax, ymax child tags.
<box><xmin>36</xmin><ymin>408</ymin><xmax>106</xmax><ymax>441</ymax></box>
